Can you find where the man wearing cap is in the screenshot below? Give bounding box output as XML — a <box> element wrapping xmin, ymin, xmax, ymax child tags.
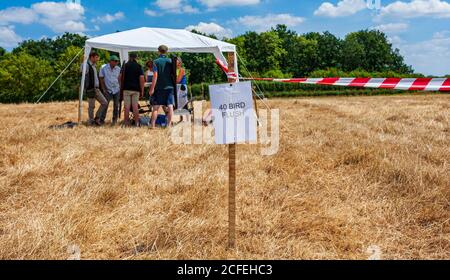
<box><xmin>149</xmin><ymin>45</ymin><xmax>175</xmax><ymax>128</ymax></box>
<box><xmin>99</xmin><ymin>55</ymin><xmax>121</xmax><ymax>125</ymax></box>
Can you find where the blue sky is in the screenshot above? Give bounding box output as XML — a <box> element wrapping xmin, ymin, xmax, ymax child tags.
<box><xmin>1</xmin><ymin>0</ymin><xmax>450</xmax><ymax>76</ymax></box>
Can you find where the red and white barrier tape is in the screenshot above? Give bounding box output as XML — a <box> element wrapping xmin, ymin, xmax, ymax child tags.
<box><xmin>239</xmin><ymin>77</ymin><xmax>450</xmax><ymax>92</ymax></box>
<box><xmin>214</xmin><ymin>58</ymin><xmax>449</xmax><ymax>91</ymax></box>
<box><xmin>215</xmin><ymin>58</ymin><xmax>238</xmax><ymax>79</ymax></box>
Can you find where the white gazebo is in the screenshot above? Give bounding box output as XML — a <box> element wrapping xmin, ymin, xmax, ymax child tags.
<box><xmin>79</xmin><ymin>27</ymin><xmax>239</xmax><ymax>122</ymax></box>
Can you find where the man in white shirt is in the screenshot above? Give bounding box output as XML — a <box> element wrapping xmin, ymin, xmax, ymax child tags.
<box><xmin>99</xmin><ymin>55</ymin><xmax>121</xmax><ymax>125</ymax></box>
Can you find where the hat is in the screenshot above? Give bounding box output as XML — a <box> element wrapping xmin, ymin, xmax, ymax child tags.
<box><xmin>109</xmin><ymin>55</ymin><xmax>119</xmax><ymax>61</ymax></box>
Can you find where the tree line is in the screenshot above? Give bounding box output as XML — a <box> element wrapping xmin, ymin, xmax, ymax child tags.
<box><xmin>0</xmin><ymin>25</ymin><xmax>441</xmax><ymax>104</ymax></box>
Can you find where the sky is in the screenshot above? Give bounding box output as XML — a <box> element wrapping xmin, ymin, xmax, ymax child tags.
<box><xmin>0</xmin><ymin>0</ymin><xmax>449</xmax><ymax>76</ymax></box>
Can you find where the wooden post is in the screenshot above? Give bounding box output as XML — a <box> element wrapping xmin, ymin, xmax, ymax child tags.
<box><xmin>227</xmin><ymin>52</ymin><xmax>237</xmax><ymax>249</ymax></box>
<box><xmin>228</xmin><ymin>142</ymin><xmax>236</xmax><ymax>248</ymax></box>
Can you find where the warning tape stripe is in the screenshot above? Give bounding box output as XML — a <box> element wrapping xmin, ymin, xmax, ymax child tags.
<box><xmin>440</xmin><ymin>78</ymin><xmax>450</xmax><ymax>91</ymax></box>
<box><xmin>409</xmin><ymin>78</ymin><xmax>433</xmax><ymax>91</ymax></box>
<box><xmin>235</xmin><ymin>76</ymin><xmax>450</xmax><ymax>91</ymax></box>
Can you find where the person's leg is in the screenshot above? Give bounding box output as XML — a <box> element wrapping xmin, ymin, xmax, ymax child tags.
<box><xmin>112</xmin><ymin>93</ymin><xmax>120</xmax><ymax>124</ymax></box>
<box><xmin>100</xmin><ymin>92</ymin><xmax>112</xmax><ymax>123</ymax></box>
<box><xmin>131</xmin><ymin>92</ymin><xmax>140</xmax><ymax>126</ymax></box>
<box><xmin>151</xmin><ymin>105</ymin><xmax>160</xmax><ymax>128</ymax></box>
<box><xmin>95</xmin><ymin>89</ymin><xmax>108</xmax><ymax>125</ymax></box>
<box><xmin>88</xmin><ymin>97</ymin><xmax>95</xmax><ymax>125</ymax></box>
<box><xmin>166</xmin><ymin>104</ymin><xmax>174</xmax><ymax>127</ymax></box>
<box><xmin>166</xmin><ymin>89</ymin><xmax>175</xmax><ymax>127</ymax></box>
<box><xmin>123</xmin><ymin>91</ymin><xmax>131</xmax><ymax>126</ymax></box>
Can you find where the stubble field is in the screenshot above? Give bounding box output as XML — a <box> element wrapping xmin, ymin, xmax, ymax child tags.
<box><xmin>0</xmin><ymin>94</ymin><xmax>448</xmax><ymax>259</ymax></box>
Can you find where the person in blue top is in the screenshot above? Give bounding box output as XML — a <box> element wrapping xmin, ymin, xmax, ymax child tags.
<box><xmin>99</xmin><ymin>55</ymin><xmax>121</xmax><ymax>125</ymax></box>
<box><xmin>176</xmin><ymin>57</ymin><xmax>187</xmax><ymax>86</ymax></box>
<box><xmin>149</xmin><ymin>45</ymin><xmax>174</xmax><ymax>129</ymax></box>
<box><xmin>176</xmin><ymin>57</ymin><xmax>189</xmax><ymax>122</ymax></box>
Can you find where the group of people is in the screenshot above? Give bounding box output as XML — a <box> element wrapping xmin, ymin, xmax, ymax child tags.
<box><xmin>82</xmin><ymin>45</ymin><xmax>187</xmax><ymax>128</ymax></box>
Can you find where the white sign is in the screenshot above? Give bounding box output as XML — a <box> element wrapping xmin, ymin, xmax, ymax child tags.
<box><xmin>209</xmin><ymin>81</ymin><xmax>257</xmax><ymax>145</ymax></box>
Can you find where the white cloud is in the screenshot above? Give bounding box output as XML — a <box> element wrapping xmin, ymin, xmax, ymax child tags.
<box><xmin>230</xmin><ymin>14</ymin><xmax>305</xmax><ymax>32</ymax></box>
<box><xmin>55</xmin><ymin>20</ymin><xmax>86</xmax><ymax>33</ymax></box>
<box><xmin>0</xmin><ymin>7</ymin><xmax>38</xmax><ymax>25</ymax></box>
<box><xmin>183</xmin><ymin>5</ymin><xmax>200</xmax><ymax>13</ymax></box>
<box><xmin>144</xmin><ymin>9</ymin><xmax>158</xmax><ymax>17</ymax></box>
<box><xmin>379</xmin><ymin>0</ymin><xmax>450</xmax><ymax>18</ymax></box>
<box><xmin>154</xmin><ymin>0</ymin><xmax>199</xmax><ymax>14</ymax></box>
<box><xmin>314</xmin><ymin>0</ymin><xmax>367</xmax><ymax>17</ymax></box>
<box><xmin>93</xmin><ymin>12</ymin><xmax>124</xmax><ymax>24</ymax></box>
<box><xmin>32</xmin><ymin>1</ymin><xmax>86</xmax><ymax>33</ymax></box>
<box><xmin>155</xmin><ymin>0</ymin><xmax>181</xmax><ymax>10</ymax></box>
<box><xmin>433</xmin><ymin>30</ymin><xmax>450</xmax><ymax>39</ymax></box>
<box><xmin>199</xmin><ymin>0</ymin><xmax>260</xmax><ymax>8</ymax></box>
<box><xmin>0</xmin><ymin>26</ymin><xmax>23</xmax><ymax>48</ymax></box>
<box><xmin>0</xmin><ymin>2</ymin><xmax>87</xmax><ymax>34</ymax></box>
<box><xmin>393</xmin><ymin>32</ymin><xmax>450</xmax><ymax>76</ymax></box>
<box><xmin>185</xmin><ymin>22</ymin><xmax>233</xmax><ymax>38</ymax></box>
<box><xmin>373</xmin><ymin>23</ymin><xmax>409</xmax><ymax>33</ymax></box>
<box><xmin>387</xmin><ymin>35</ymin><xmax>405</xmax><ymax>45</ymax></box>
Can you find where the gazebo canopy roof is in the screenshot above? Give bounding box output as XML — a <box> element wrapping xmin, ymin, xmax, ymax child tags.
<box><xmin>85</xmin><ymin>27</ymin><xmax>236</xmax><ymax>55</ymax></box>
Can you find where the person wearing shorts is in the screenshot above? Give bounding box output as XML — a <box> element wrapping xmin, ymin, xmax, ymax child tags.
<box><xmin>149</xmin><ymin>45</ymin><xmax>175</xmax><ymax>128</ymax></box>
<box><xmin>119</xmin><ymin>53</ymin><xmax>144</xmax><ymax>126</ymax></box>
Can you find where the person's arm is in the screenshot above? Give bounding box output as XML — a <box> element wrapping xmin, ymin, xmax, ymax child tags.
<box><xmin>99</xmin><ymin>67</ymin><xmax>106</xmax><ymax>93</ymax></box>
<box><xmin>99</xmin><ymin>77</ymin><xmax>106</xmax><ymax>93</ymax></box>
<box><xmin>176</xmin><ymin>67</ymin><xmax>185</xmax><ymax>84</ymax></box>
<box><xmin>140</xmin><ymin>75</ymin><xmax>145</xmax><ymax>98</ymax></box>
<box><xmin>150</xmin><ymin>70</ymin><xmax>158</xmax><ymax>96</ymax></box>
<box><xmin>117</xmin><ymin>67</ymin><xmax>122</xmax><ymax>89</ymax></box>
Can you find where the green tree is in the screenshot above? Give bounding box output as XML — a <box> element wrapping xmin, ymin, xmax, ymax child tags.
<box><xmin>230</xmin><ymin>30</ymin><xmax>286</xmax><ymax>75</ymax></box>
<box><xmin>304</xmin><ymin>31</ymin><xmax>342</xmax><ymax>70</ymax></box>
<box><xmin>340</xmin><ymin>30</ymin><xmax>412</xmax><ymax>73</ymax></box>
<box><xmin>52</xmin><ymin>33</ymin><xmax>86</xmax><ymax>55</ymax></box>
<box><xmin>274</xmin><ymin>26</ymin><xmax>342</xmax><ymax>77</ymax></box>
<box><xmin>341</xmin><ymin>34</ymin><xmax>366</xmax><ymax>72</ymax></box>
<box><xmin>13</xmin><ymin>33</ymin><xmax>87</xmax><ymax>64</ymax></box>
<box><xmin>272</xmin><ymin>29</ymin><xmax>320</xmax><ymax>77</ymax></box>
<box><xmin>390</xmin><ymin>48</ymin><xmax>413</xmax><ymax>74</ymax></box>
<box><xmin>288</xmin><ymin>36</ymin><xmax>319</xmax><ymax>77</ymax></box>
<box><xmin>178</xmin><ymin>30</ymin><xmax>226</xmax><ymax>84</ymax></box>
<box><xmin>181</xmin><ymin>53</ymin><xmax>225</xmax><ymax>84</ymax></box>
<box><xmin>0</xmin><ymin>52</ymin><xmax>55</xmax><ymax>103</ymax></box>
<box><xmin>53</xmin><ymin>46</ymin><xmax>85</xmax><ymax>101</ymax></box>
<box><xmin>0</xmin><ymin>29</ymin><xmax>419</xmax><ymax>104</ymax></box>
<box><xmin>273</xmin><ymin>24</ymin><xmax>298</xmax><ymax>76</ymax></box>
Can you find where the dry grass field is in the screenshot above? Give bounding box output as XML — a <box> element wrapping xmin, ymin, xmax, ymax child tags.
<box><xmin>0</xmin><ymin>94</ymin><xmax>449</xmax><ymax>260</ymax></box>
